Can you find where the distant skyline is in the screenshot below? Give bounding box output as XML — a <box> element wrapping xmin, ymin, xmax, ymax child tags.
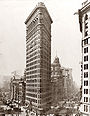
<box><xmin>0</xmin><ymin>0</ymin><xmax>86</xmax><ymax>87</ymax></box>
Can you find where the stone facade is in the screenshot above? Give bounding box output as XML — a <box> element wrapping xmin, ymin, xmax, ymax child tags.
<box><xmin>10</xmin><ymin>77</ymin><xmax>26</xmax><ymax>105</ymax></box>
<box><xmin>51</xmin><ymin>56</ymin><xmax>75</xmax><ymax>106</ymax></box>
<box><xmin>51</xmin><ymin>56</ymin><xmax>64</xmax><ymax>105</ymax></box>
<box><xmin>25</xmin><ymin>2</ymin><xmax>53</xmax><ymax>115</ymax></box>
<box><xmin>78</xmin><ymin>0</ymin><xmax>90</xmax><ymax>115</ymax></box>
<box><xmin>61</xmin><ymin>67</ymin><xmax>73</xmax><ymax>100</ymax></box>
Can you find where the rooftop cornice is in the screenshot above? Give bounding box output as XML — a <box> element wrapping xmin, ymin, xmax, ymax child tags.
<box><xmin>25</xmin><ymin>2</ymin><xmax>53</xmax><ymax>24</ymax></box>
<box><xmin>78</xmin><ymin>2</ymin><xmax>90</xmax><ymax>32</ymax></box>
<box><xmin>80</xmin><ymin>1</ymin><xmax>90</xmax><ymax>13</ymax></box>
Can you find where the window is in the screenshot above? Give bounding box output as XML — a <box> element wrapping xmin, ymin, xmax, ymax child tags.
<box><xmin>84</xmin><ymin>64</ymin><xmax>88</xmax><ymax>70</ymax></box>
<box><xmin>81</xmin><ymin>64</ymin><xmax>82</xmax><ymax>68</ymax></box>
<box><xmin>84</xmin><ymin>38</ymin><xmax>88</xmax><ymax>45</ymax></box>
<box><xmin>84</xmin><ymin>89</ymin><xmax>88</xmax><ymax>94</ymax></box>
<box><xmin>85</xmin><ymin>31</ymin><xmax>88</xmax><ymax>37</ymax></box>
<box><xmin>84</xmin><ymin>105</ymin><xmax>88</xmax><ymax>112</ymax></box>
<box><xmin>84</xmin><ymin>56</ymin><xmax>88</xmax><ymax>62</ymax></box>
<box><xmin>84</xmin><ymin>80</ymin><xmax>88</xmax><ymax>86</ymax></box>
<box><xmin>84</xmin><ymin>105</ymin><xmax>85</xmax><ymax>111</ymax></box>
<box><xmin>84</xmin><ymin>47</ymin><xmax>88</xmax><ymax>53</ymax></box>
<box><xmin>85</xmin><ymin>22</ymin><xmax>88</xmax><ymax>29</ymax></box>
<box><xmin>86</xmin><ymin>106</ymin><xmax>88</xmax><ymax>112</ymax></box>
<box><xmin>84</xmin><ymin>72</ymin><xmax>88</xmax><ymax>78</ymax></box>
<box><xmin>81</xmin><ymin>64</ymin><xmax>82</xmax><ymax>71</ymax></box>
<box><xmin>84</xmin><ymin>97</ymin><xmax>88</xmax><ymax>102</ymax></box>
<box><xmin>85</xmin><ymin>14</ymin><xmax>88</xmax><ymax>21</ymax></box>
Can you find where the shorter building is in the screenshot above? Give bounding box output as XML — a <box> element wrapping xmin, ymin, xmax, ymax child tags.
<box><xmin>10</xmin><ymin>77</ymin><xmax>26</xmax><ymax>105</ymax></box>
<box><xmin>51</xmin><ymin>56</ymin><xmax>78</xmax><ymax>106</ymax></box>
<box><xmin>61</xmin><ymin>67</ymin><xmax>73</xmax><ymax>100</ymax></box>
<box><xmin>51</xmin><ymin>56</ymin><xmax>64</xmax><ymax>105</ymax></box>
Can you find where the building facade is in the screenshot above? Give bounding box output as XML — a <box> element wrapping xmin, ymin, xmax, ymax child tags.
<box><xmin>61</xmin><ymin>67</ymin><xmax>73</xmax><ymax>100</ymax></box>
<box><xmin>25</xmin><ymin>2</ymin><xmax>53</xmax><ymax>115</ymax></box>
<box><xmin>78</xmin><ymin>0</ymin><xmax>90</xmax><ymax>115</ymax></box>
<box><xmin>51</xmin><ymin>56</ymin><xmax>64</xmax><ymax>105</ymax></box>
<box><xmin>51</xmin><ymin>56</ymin><xmax>75</xmax><ymax>106</ymax></box>
<box><xmin>10</xmin><ymin>77</ymin><xmax>26</xmax><ymax>105</ymax></box>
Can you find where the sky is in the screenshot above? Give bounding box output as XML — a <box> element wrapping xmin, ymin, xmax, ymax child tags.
<box><xmin>0</xmin><ymin>0</ymin><xmax>86</xmax><ymax>87</ymax></box>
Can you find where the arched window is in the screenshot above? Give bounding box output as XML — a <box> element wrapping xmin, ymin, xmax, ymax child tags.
<box><xmin>85</xmin><ymin>14</ymin><xmax>88</xmax><ymax>21</ymax></box>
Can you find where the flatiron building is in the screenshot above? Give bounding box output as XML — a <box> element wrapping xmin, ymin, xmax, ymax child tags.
<box><xmin>25</xmin><ymin>2</ymin><xmax>53</xmax><ymax>115</ymax></box>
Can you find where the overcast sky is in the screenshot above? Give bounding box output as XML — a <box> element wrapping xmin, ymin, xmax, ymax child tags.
<box><xmin>0</xmin><ymin>0</ymin><xmax>86</xmax><ymax>87</ymax></box>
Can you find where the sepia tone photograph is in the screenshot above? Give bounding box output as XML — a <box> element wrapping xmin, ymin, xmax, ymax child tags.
<box><xmin>0</xmin><ymin>0</ymin><xmax>89</xmax><ymax>115</ymax></box>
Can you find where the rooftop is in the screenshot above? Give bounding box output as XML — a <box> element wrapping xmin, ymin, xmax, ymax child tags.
<box><xmin>25</xmin><ymin>2</ymin><xmax>53</xmax><ymax>24</ymax></box>
<box><xmin>52</xmin><ymin>56</ymin><xmax>61</xmax><ymax>67</ymax></box>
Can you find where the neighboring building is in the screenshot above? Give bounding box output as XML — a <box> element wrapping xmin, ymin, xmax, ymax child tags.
<box><xmin>51</xmin><ymin>56</ymin><xmax>75</xmax><ymax>106</ymax></box>
<box><xmin>25</xmin><ymin>2</ymin><xmax>53</xmax><ymax>115</ymax></box>
<box><xmin>78</xmin><ymin>0</ymin><xmax>90</xmax><ymax>115</ymax></box>
<box><xmin>61</xmin><ymin>67</ymin><xmax>73</xmax><ymax>100</ymax></box>
<box><xmin>10</xmin><ymin>77</ymin><xmax>26</xmax><ymax>105</ymax></box>
<box><xmin>51</xmin><ymin>56</ymin><xmax>64</xmax><ymax>105</ymax></box>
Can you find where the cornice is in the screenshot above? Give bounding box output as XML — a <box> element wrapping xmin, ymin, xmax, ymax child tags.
<box><xmin>78</xmin><ymin>2</ymin><xmax>90</xmax><ymax>32</ymax></box>
<box><xmin>80</xmin><ymin>2</ymin><xmax>90</xmax><ymax>14</ymax></box>
<box><xmin>25</xmin><ymin>2</ymin><xmax>53</xmax><ymax>24</ymax></box>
